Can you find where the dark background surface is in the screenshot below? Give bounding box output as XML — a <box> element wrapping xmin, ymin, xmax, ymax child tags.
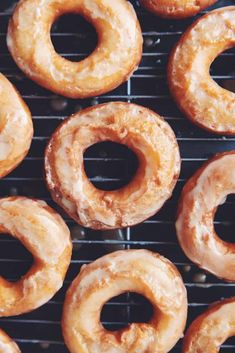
<box><xmin>0</xmin><ymin>0</ymin><xmax>235</xmax><ymax>352</ymax></box>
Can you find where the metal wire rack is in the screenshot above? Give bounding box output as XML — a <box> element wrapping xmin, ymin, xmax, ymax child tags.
<box><xmin>0</xmin><ymin>0</ymin><xmax>235</xmax><ymax>352</ymax></box>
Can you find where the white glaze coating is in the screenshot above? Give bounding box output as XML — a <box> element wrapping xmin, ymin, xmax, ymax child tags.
<box><xmin>0</xmin><ymin>73</ymin><xmax>33</xmax><ymax>178</ymax></box>
<box><xmin>140</xmin><ymin>0</ymin><xmax>216</xmax><ymax>19</ymax></box>
<box><xmin>62</xmin><ymin>249</ymin><xmax>187</xmax><ymax>353</ymax></box>
<box><xmin>0</xmin><ymin>197</ymin><xmax>72</xmax><ymax>316</ymax></box>
<box><xmin>176</xmin><ymin>151</ymin><xmax>235</xmax><ymax>281</ymax></box>
<box><xmin>45</xmin><ymin>102</ymin><xmax>180</xmax><ymax>230</ymax></box>
<box><xmin>183</xmin><ymin>298</ymin><xmax>235</xmax><ymax>353</ymax></box>
<box><xmin>7</xmin><ymin>0</ymin><xmax>143</xmax><ymax>98</ymax></box>
<box><xmin>168</xmin><ymin>7</ymin><xmax>235</xmax><ymax>134</ymax></box>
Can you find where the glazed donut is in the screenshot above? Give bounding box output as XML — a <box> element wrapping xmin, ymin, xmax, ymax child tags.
<box><xmin>0</xmin><ymin>197</ymin><xmax>72</xmax><ymax>316</ymax></box>
<box><xmin>62</xmin><ymin>249</ymin><xmax>187</xmax><ymax>353</ymax></box>
<box><xmin>0</xmin><ymin>329</ymin><xmax>20</xmax><ymax>353</ymax></box>
<box><xmin>0</xmin><ymin>73</ymin><xmax>33</xmax><ymax>178</ymax></box>
<box><xmin>176</xmin><ymin>151</ymin><xmax>235</xmax><ymax>282</ymax></box>
<box><xmin>45</xmin><ymin>102</ymin><xmax>180</xmax><ymax>230</ymax></box>
<box><xmin>140</xmin><ymin>0</ymin><xmax>217</xmax><ymax>19</ymax></box>
<box><xmin>7</xmin><ymin>0</ymin><xmax>142</xmax><ymax>99</ymax></box>
<box><xmin>183</xmin><ymin>297</ymin><xmax>235</xmax><ymax>353</ymax></box>
<box><xmin>168</xmin><ymin>6</ymin><xmax>235</xmax><ymax>135</ymax></box>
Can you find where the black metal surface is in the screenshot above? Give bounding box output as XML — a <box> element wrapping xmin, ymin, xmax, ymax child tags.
<box><xmin>0</xmin><ymin>0</ymin><xmax>235</xmax><ymax>352</ymax></box>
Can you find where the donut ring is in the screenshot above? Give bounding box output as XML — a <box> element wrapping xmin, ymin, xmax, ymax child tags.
<box><xmin>183</xmin><ymin>297</ymin><xmax>235</xmax><ymax>353</ymax></box>
<box><xmin>0</xmin><ymin>197</ymin><xmax>72</xmax><ymax>316</ymax></box>
<box><xmin>176</xmin><ymin>151</ymin><xmax>235</xmax><ymax>282</ymax></box>
<box><xmin>45</xmin><ymin>102</ymin><xmax>180</xmax><ymax>230</ymax></box>
<box><xmin>140</xmin><ymin>0</ymin><xmax>217</xmax><ymax>19</ymax></box>
<box><xmin>0</xmin><ymin>329</ymin><xmax>20</xmax><ymax>353</ymax></box>
<box><xmin>62</xmin><ymin>249</ymin><xmax>188</xmax><ymax>353</ymax></box>
<box><xmin>7</xmin><ymin>0</ymin><xmax>143</xmax><ymax>99</ymax></box>
<box><xmin>168</xmin><ymin>6</ymin><xmax>235</xmax><ymax>134</ymax></box>
<box><xmin>0</xmin><ymin>73</ymin><xmax>33</xmax><ymax>178</ymax></box>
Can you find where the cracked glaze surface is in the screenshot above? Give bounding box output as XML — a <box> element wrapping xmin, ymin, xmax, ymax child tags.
<box><xmin>62</xmin><ymin>249</ymin><xmax>188</xmax><ymax>353</ymax></box>
<box><xmin>176</xmin><ymin>151</ymin><xmax>235</xmax><ymax>282</ymax></box>
<box><xmin>7</xmin><ymin>0</ymin><xmax>143</xmax><ymax>98</ymax></box>
<box><xmin>0</xmin><ymin>197</ymin><xmax>72</xmax><ymax>316</ymax></box>
<box><xmin>45</xmin><ymin>102</ymin><xmax>180</xmax><ymax>230</ymax></box>
<box><xmin>0</xmin><ymin>330</ymin><xmax>21</xmax><ymax>353</ymax></box>
<box><xmin>183</xmin><ymin>297</ymin><xmax>235</xmax><ymax>353</ymax></box>
<box><xmin>0</xmin><ymin>74</ymin><xmax>33</xmax><ymax>178</ymax></box>
<box><xmin>140</xmin><ymin>0</ymin><xmax>216</xmax><ymax>18</ymax></box>
<box><xmin>168</xmin><ymin>6</ymin><xmax>235</xmax><ymax>134</ymax></box>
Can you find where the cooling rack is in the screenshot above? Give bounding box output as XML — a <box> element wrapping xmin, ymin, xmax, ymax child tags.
<box><xmin>0</xmin><ymin>0</ymin><xmax>235</xmax><ymax>352</ymax></box>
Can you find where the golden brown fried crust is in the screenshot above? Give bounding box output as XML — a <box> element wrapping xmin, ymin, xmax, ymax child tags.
<box><xmin>7</xmin><ymin>0</ymin><xmax>143</xmax><ymax>99</ymax></box>
<box><xmin>0</xmin><ymin>74</ymin><xmax>33</xmax><ymax>178</ymax></box>
<box><xmin>0</xmin><ymin>197</ymin><xmax>72</xmax><ymax>316</ymax></box>
<box><xmin>62</xmin><ymin>249</ymin><xmax>188</xmax><ymax>353</ymax></box>
<box><xmin>140</xmin><ymin>0</ymin><xmax>216</xmax><ymax>19</ymax></box>
<box><xmin>168</xmin><ymin>7</ymin><xmax>235</xmax><ymax>135</ymax></box>
<box><xmin>45</xmin><ymin>102</ymin><xmax>180</xmax><ymax>230</ymax></box>
<box><xmin>183</xmin><ymin>298</ymin><xmax>235</xmax><ymax>353</ymax></box>
<box><xmin>176</xmin><ymin>151</ymin><xmax>235</xmax><ymax>282</ymax></box>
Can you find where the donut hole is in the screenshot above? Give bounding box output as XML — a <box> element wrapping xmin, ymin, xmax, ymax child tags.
<box><xmin>0</xmin><ymin>234</ymin><xmax>33</xmax><ymax>282</ymax></box>
<box><xmin>214</xmin><ymin>194</ymin><xmax>235</xmax><ymax>243</ymax></box>
<box><xmin>211</xmin><ymin>52</ymin><xmax>235</xmax><ymax>93</ymax></box>
<box><xmin>101</xmin><ymin>292</ymin><xmax>154</xmax><ymax>331</ymax></box>
<box><xmin>51</xmin><ymin>14</ymin><xmax>98</xmax><ymax>62</ymax></box>
<box><xmin>84</xmin><ymin>142</ymin><xmax>139</xmax><ymax>191</ymax></box>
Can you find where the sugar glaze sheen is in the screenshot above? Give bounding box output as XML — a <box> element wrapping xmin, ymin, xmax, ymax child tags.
<box><xmin>62</xmin><ymin>249</ymin><xmax>188</xmax><ymax>353</ymax></box>
<box><xmin>0</xmin><ymin>74</ymin><xmax>33</xmax><ymax>179</ymax></box>
<box><xmin>140</xmin><ymin>0</ymin><xmax>217</xmax><ymax>19</ymax></box>
<box><xmin>183</xmin><ymin>298</ymin><xmax>235</xmax><ymax>353</ymax></box>
<box><xmin>7</xmin><ymin>0</ymin><xmax>143</xmax><ymax>98</ymax></box>
<box><xmin>0</xmin><ymin>197</ymin><xmax>72</xmax><ymax>316</ymax></box>
<box><xmin>168</xmin><ymin>6</ymin><xmax>235</xmax><ymax>134</ymax></box>
<box><xmin>176</xmin><ymin>151</ymin><xmax>235</xmax><ymax>282</ymax></box>
<box><xmin>45</xmin><ymin>102</ymin><xmax>181</xmax><ymax>230</ymax></box>
<box><xmin>0</xmin><ymin>330</ymin><xmax>21</xmax><ymax>353</ymax></box>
